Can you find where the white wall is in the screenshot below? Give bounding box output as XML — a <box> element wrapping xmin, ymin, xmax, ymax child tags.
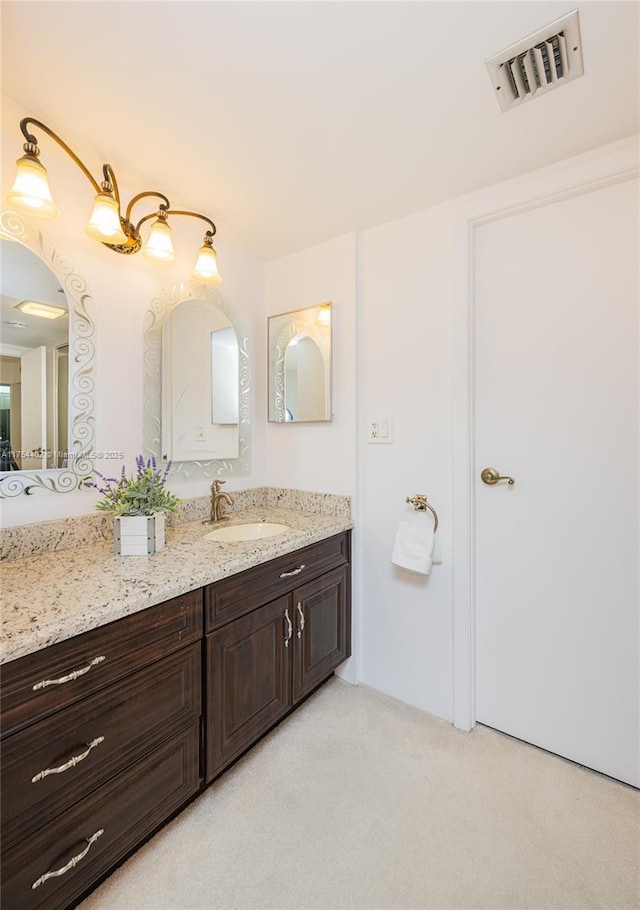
<box><xmin>0</xmin><ymin>94</ymin><xmax>265</xmax><ymax>528</ymax></box>
<box><xmin>358</xmin><ymin>205</ymin><xmax>454</xmax><ymax>719</ymax></box>
<box><xmin>264</xmin><ymin>233</ymin><xmax>357</xmax><ymax>496</ymax></box>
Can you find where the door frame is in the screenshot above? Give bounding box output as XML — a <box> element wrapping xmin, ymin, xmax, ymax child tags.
<box><xmin>450</xmin><ymin>138</ymin><xmax>639</xmax><ymax>731</ymax></box>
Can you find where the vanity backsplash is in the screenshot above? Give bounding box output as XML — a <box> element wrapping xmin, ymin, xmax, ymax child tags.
<box><xmin>0</xmin><ymin>487</ymin><xmax>351</xmax><ymax>562</ymax></box>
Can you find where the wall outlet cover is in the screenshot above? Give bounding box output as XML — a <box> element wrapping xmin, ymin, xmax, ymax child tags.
<box><xmin>368</xmin><ymin>417</ymin><xmax>393</xmax><ymax>444</ymax></box>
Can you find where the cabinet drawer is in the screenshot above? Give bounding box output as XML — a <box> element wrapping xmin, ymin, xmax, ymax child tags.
<box><xmin>205</xmin><ymin>532</ymin><xmax>349</xmax><ymax>631</ymax></box>
<box><xmin>1</xmin><ymin>642</ymin><xmax>201</xmax><ymax>850</ymax></box>
<box><xmin>1</xmin><ymin>589</ymin><xmax>203</xmax><ymax>738</ymax></box>
<box><xmin>1</xmin><ymin>724</ymin><xmax>200</xmax><ymax>910</ymax></box>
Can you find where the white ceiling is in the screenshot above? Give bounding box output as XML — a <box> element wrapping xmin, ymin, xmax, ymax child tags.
<box><xmin>1</xmin><ymin>1</ymin><xmax>638</xmax><ymax>260</ymax></box>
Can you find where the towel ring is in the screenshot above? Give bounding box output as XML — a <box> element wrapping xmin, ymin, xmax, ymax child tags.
<box><xmin>405</xmin><ymin>494</ymin><xmax>439</xmax><ymax>532</ymax></box>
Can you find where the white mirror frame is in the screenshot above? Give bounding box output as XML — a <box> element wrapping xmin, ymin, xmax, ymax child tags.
<box><xmin>143</xmin><ymin>280</ymin><xmax>250</xmax><ymax>479</ymax></box>
<box><xmin>0</xmin><ymin>210</ymin><xmax>96</xmax><ymax>498</ymax></box>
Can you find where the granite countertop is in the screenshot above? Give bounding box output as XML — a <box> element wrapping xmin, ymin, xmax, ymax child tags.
<box><xmin>0</xmin><ymin>505</ymin><xmax>352</xmax><ymax>665</ymax></box>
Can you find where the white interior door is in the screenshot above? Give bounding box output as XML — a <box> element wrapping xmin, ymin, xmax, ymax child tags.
<box><xmin>474</xmin><ymin>179</ymin><xmax>639</xmax><ymax>787</ymax></box>
<box><xmin>20</xmin><ymin>346</ymin><xmax>47</xmax><ymax>471</ymax></box>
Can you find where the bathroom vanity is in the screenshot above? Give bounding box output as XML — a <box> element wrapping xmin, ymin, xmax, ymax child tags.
<box><xmin>0</xmin><ymin>498</ymin><xmax>351</xmax><ymax>910</ymax></box>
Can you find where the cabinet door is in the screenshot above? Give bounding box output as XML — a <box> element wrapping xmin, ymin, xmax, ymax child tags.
<box><xmin>293</xmin><ymin>565</ymin><xmax>350</xmax><ymax>704</ymax></box>
<box><xmin>206</xmin><ymin>595</ymin><xmax>291</xmax><ymax>781</ymax></box>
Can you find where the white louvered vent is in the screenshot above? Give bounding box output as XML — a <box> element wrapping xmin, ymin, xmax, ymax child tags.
<box><xmin>485</xmin><ymin>9</ymin><xmax>584</xmax><ymax>112</ymax></box>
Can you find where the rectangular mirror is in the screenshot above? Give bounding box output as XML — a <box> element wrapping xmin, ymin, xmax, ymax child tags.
<box><xmin>211</xmin><ymin>326</ymin><xmax>239</xmax><ymax>425</ymax></box>
<box><xmin>268</xmin><ymin>303</ymin><xmax>332</xmax><ymax>423</ymax></box>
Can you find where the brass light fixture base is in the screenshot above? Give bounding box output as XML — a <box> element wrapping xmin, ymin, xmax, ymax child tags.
<box><xmin>104</xmin><ymin>234</ymin><xmax>142</xmax><ymax>255</ymax></box>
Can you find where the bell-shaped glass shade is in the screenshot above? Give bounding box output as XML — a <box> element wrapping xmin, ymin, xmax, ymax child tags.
<box><xmin>85</xmin><ymin>193</ymin><xmax>128</xmax><ymax>244</ymax></box>
<box><xmin>192</xmin><ymin>243</ymin><xmax>222</xmax><ymax>284</ymax></box>
<box><xmin>6</xmin><ymin>155</ymin><xmax>59</xmax><ymax>217</ymax></box>
<box><xmin>142</xmin><ymin>218</ymin><xmax>176</xmax><ymax>262</ymax></box>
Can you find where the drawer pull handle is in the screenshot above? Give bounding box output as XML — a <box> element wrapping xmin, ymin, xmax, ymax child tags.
<box><xmin>32</xmin><ymin>828</ymin><xmax>104</xmax><ymax>890</ymax></box>
<box><xmin>279</xmin><ymin>564</ymin><xmax>306</xmax><ymax>579</ymax></box>
<box><xmin>296</xmin><ymin>602</ymin><xmax>305</xmax><ymax>639</ymax></box>
<box><xmin>32</xmin><ymin>656</ymin><xmax>106</xmax><ymax>691</ymax></box>
<box><xmin>284</xmin><ymin>608</ymin><xmax>293</xmax><ymax>648</ymax></box>
<box><xmin>32</xmin><ymin>737</ymin><xmax>106</xmax><ymax>783</ymax></box>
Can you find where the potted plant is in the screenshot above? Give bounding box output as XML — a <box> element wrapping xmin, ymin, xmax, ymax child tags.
<box><xmin>89</xmin><ymin>455</ymin><xmax>181</xmax><ymax>555</ymax></box>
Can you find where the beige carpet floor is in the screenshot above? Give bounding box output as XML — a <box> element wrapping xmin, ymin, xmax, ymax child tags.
<box><xmin>79</xmin><ymin>678</ymin><xmax>639</xmax><ymax>910</ymax></box>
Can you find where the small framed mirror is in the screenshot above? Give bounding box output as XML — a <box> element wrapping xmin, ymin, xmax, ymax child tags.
<box><xmin>268</xmin><ymin>303</ymin><xmax>332</xmax><ymax>423</ymax></box>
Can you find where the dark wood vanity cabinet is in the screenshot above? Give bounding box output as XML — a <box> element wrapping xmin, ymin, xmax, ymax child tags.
<box><xmin>205</xmin><ymin>532</ymin><xmax>351</xmax><ymax>780</ymax></box>
<box><xmin>0</xmin><ymin>590</ymin><xmax>203</xmax><ymax>910</ymax></box>
<box><xmin>0</xmin><ymin>530</ymin><xmax>351</xmax><ymax>910</ymax></box>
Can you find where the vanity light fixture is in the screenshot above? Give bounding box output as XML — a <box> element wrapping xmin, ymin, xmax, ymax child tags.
<box><xmin>15</xmin><ymin>300</ymin><xmax>67</xmax><ymax>319</ymax></box>
<box><xmin>6</xmin><ymin>118</ymin><xmax>222</xmax><ymax>284</ymax></box>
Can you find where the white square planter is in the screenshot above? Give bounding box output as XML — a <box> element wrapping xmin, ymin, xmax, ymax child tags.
<box><xmin>114</xmin><ymin>514</ymin><xmax>166</xmax><ymax>555</ymax></box>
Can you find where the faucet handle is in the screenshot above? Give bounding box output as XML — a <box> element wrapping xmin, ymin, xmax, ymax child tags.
<box><xmin>211</xmin><ymin>480</ymin><xmax>226</xmax><ymax>493</ymax></box>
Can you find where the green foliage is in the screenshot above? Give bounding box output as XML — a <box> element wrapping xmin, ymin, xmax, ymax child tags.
<box><xmin>90</xmin><ymin>456</ymin><xmax>181</xmax><ymax>517</ymax></box>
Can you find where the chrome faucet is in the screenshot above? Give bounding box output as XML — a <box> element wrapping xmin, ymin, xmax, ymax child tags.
<box><xmin>209</xmin><ymin>480</ymin><xmax>234</xmax><ymax>523</ymax></box>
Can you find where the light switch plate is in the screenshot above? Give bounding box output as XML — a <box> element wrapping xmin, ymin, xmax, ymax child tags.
<box><xmin>367</xmin><ymin>416</ymin><xmax>393</xmax><ymax>444</ymax></box>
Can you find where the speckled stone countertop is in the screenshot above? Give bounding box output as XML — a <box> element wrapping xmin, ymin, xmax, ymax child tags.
<box><xmin>1</xmin><ymin>502</ymin><xmax>352</xmax><ymax>665</ymax></box>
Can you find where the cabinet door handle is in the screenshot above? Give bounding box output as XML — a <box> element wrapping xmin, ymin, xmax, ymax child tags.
<box><xmin>279</xmin><ymin>564</ymin><xmax>306</xmax><ymax>579</ymax></box>
<box><xmin>32</xmin><ymin>828</ymin><xmax>104</xmax><ymax>890</ymax></box>
<box><xmin>32</xmin><ymin>655</ymin><xmax>106</xmax><ymax>691</ymax></box>
<box><xmin>31</xmin><ymin>737</ymin><xmax>106</xmax><ymax>783</ymax></box>
<box><xmin>296</xmin><ymin>602</ymin><xmax>305</xmax><ymax>639</ymax></box>
<box><xmin>284</xmin><ymin>608</ymin><xmax>293</xmax><ymax>648</ymax></box>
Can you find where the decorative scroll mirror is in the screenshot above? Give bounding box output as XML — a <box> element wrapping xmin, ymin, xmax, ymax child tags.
<box><xmin>0</xmin><ymin>211</ymin><xmax>96</xmax><ymax>497</ymax></box>
<box><xmin>268</xmin><ymin>303</ymin><xmax>332</xmax><ymax>423</ymax></box>
<box><xmin>143</xmin><ymin>280</ymin><xmax>250</xmax><ymax>479</ymax></box>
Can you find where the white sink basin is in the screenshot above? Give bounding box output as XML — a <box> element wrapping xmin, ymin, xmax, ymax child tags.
<box><xmin>202</xmin><ymin>522</ymin><xmax>290</xmax><ymax>542</ymax></box>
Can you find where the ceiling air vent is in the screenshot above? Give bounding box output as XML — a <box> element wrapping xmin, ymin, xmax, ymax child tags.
<box><xmin>485</xmin><ymin>9</ymin><xmax>584</xmax><ymax>112</ymax></box>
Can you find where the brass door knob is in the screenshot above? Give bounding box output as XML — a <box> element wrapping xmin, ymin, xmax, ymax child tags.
<box><xmin>481</xmin><ymin>467</ymin><xmax>515</xmax><ymax>486</ymax></box>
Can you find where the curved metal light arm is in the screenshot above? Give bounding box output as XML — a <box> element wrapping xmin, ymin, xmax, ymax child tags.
<box><xmin>163</xmin><ymin>210</ymin><xmax>217</xmax><ymax>238</ymax></box>
<box><xmin>126</xmin><ymin>191</ymin><xmax>171</xmax><ymax>230</ymax></box>
<box><xmin>104</xmin><ymin>164</ymin><xmax>121</xmax><ymax>206</ymax></box>
<box><xmin>20</xmin><ymin>118</ymin><xmax>103</xmax><ymax>195</ymax></box>
<box><xmin>134</xmin><ymin>208</ymin><xmax>217</xmax><ymax>241</ymax></box>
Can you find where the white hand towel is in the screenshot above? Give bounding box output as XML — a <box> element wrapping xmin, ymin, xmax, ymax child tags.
<box><xmin>391</xmin><ymin>520</ymin><xmax>437</xmax><ymax>575</ymax></box>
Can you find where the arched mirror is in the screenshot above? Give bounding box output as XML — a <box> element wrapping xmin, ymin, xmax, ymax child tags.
<box><xmin>268</xmin><ymin>303</ymin><xmax>332</xmax><ymax>422</ymax></box>
<box><xmin>0</xmin><ymin>211</ymin><xmax>96</xmax><ymax>497</ymax></box>
<box><xmin>143</xmin><ymin>281</ymin><xmax>250</xmax><ymax>478</ymax></box>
